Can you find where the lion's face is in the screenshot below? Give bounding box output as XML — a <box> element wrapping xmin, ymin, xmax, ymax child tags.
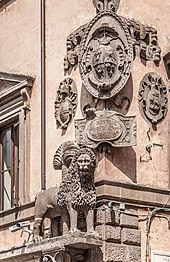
<box><xmin>77</xmin><ymin>153</ymin><xmax>93</xmax><ymax>177</ymax></box>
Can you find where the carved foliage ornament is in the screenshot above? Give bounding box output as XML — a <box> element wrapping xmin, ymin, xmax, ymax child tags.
<box><xmin>55</xmin><ymin>78</ymin><xmax>77</xmax><ymax>129</ymax></box>
<box><xmin>64</xmin><ymin>4</ymin><xmax>161</xmax><ymax>77</ymax></box>
<box><xmin>92</xmin><ymin>0</ymin><xmax>121</xmax><ymax>13</ymax></box>
<box><xmin>126</xmin><ymin>19</ymin><xmax>161</xmax><ymax>63</ymax></box>
<box><xmin>42</xmin><ymin>251</ymin><xmax>72</xmax><ymax>262</ymax></box>
<box><xmin>139</xmin><ymin>73</ymin><xmax>168</xmax><ymax>125</ymax></box>
<box><xmin>79</xmin><ymin>11</ymin><xmax>133</xmax><ymax>99</ymax></box>
<box><xmin>64</xmin><ymin>25</ymin><xmax>87</xmax><ymax>75</ymax></box>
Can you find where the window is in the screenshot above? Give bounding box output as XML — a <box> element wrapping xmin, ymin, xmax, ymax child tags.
<box><xmin>0</xmin><ymin>121</ymin><xmax>19</xmax><ymax>210</ymax></box>
<box><xmin>0</xmin><ymin>72</ymin><xmax>34</xmax><ymax>211</ymax></box>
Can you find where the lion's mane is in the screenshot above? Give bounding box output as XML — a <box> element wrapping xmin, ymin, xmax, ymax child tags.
<box><xmin>57</xmin><ymin>148</ymin><xmax>96</xmax><ymax>211</ymax></box>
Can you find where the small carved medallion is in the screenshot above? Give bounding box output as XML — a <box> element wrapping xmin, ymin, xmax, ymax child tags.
<box><xmin>54</xmin><ymin>78</ymin><xmax>77</xmax><ymax>129</ymax></box>
<box><xmin>75</xmin><ymin>111</ymin><xmax>136</xmax><ymax>148</ymax></box>
<box><xmin>79</xmin><ymin>11</ymin><xmax>133</xmax><ymax>99</ymax></box>
<box><xmin>139</xmin><ymin>73</ymin><xmax>168</xmax><ymax>125</ymax></box>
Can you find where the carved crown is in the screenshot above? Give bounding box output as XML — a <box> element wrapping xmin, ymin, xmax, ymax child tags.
<box><xmin>93</xmin><ymin>0</ymin><xmax>121</xmax><ymax>13</ymax></box>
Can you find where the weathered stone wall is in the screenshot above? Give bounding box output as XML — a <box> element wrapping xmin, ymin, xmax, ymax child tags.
<box><xmin>95</xmin><ymin>204</ymin><xmax>141</xmax><ymax>262</ymax></box>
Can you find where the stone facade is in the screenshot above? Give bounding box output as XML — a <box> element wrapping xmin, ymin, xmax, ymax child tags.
<box><xmin>0</xmin><ymin>0</ymin><xmax>170</xmax><ymax>262</ymax></box>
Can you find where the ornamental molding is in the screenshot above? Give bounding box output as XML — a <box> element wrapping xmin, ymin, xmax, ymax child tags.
<box><xmin>75</xmin><ymin>110</ymin><xmax>136</xmax><ymax>148</ymax></box>
<box><xmin>0</xmin><ymin>72</ymin><xmax>34</xmax><ymax>121</ymax></box>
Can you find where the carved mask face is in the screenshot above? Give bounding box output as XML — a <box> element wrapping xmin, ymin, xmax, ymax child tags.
<box><xmin>77</xmin><ymin>153</ymin><xmax>92</xmax><ymax>176</ymax></box>
<box><xmin>147</xmin><ymin>87</ymin><xmax>161</xmax><ymax>116</ymax></box>
<box><xmin>147</xmin><ymin>44</ymin><xmax>161</xmax><ymax>62</ymax></box>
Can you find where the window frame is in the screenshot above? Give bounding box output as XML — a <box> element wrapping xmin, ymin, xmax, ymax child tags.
<box><xmin>0</xmin><ymin>119</ymin><xmax>19</xmax><ymax>210</ymax></box>
<box><xmin>0</xmin><ymin>72</ymin><xmax>34</xmax><ymax>211</ymax></box>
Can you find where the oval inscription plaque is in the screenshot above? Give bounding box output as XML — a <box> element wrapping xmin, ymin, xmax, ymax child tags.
<box><xmin>86</xmin><ymin>118</ymin><xmax>122</xmax><ymax>142</ymax></box>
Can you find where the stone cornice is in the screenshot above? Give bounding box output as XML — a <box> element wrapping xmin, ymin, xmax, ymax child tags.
<box><xmin>0</xmin><ymin>201</ymin><xmax>35</xmax><ymax>230</ymax></box>
<box><xmin>0</xmin><ymin>234</ymin><xmax>102</xmax><ymax>261</ymax></box>
<box><xmin>0</xmin><ymin>71</ymin><xmax>34</xmax><ymax>120</ymax></box>
<box><xmin>96</xmin><ymin>180</ymin><xmax>170</xmax><ymax>208</ymax></box>
<box><xmin>0</xmin><ymin>181</ymin><xmax>170</xmax><ymax>230</ymax></box>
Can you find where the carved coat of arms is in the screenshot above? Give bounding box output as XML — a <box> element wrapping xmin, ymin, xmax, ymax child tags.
<box><xmin>54</xmin><ymin>78</ymin><xmax>77</xmax><ymax>129</ymax></box>
<box><xmin>139</xmin><ymin>73</ymin><xmax>168</xmax><ymax>125</ymax></box>
<box><xmin>79</xmin><ymin>11</ymin><xmax>133</xmax><ymax>99</ymax></box>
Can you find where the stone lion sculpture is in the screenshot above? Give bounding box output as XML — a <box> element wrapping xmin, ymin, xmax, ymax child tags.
<box><xmin>33</xmin><ymin>147</ymin><xmax>96</xmax><ymax>241</ymax></box>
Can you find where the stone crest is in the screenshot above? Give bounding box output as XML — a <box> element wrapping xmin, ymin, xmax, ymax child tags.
<box><xmin>138</xmin><ymin>73</ymin><xmax>168</xmax><ymax>125</ymax></box>
<box><xmin>54</xmin><ymin>78</ymin><xmax>77</xmax><ymax>129</ymax></box>
<box><xmin>75</xmin><ymin>111</ymin><xmax>136</xmax><ymax>148</ymax></box>
<box><xmin>79</xmin><ymin>11</ymin><xmax>133</xmax><ymax>99</ymax></box>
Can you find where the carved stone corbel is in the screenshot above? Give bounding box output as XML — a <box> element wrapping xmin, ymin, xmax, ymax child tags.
<box><xmin>21</xmin><ymin>87</ymin><xmax>31</xmax><ymax>119</ymax></box>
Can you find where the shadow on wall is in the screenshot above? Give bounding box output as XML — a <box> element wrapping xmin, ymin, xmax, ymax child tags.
<box><xmin>107</xmin><ymin>74</ymin><xmax>133</xmax><ymax>115</ymax></box>
<box><xmin>0</xmin><ymin>0</ymin><xmax>16</xmax><ymax>11</ymax></box>
<box><xmin>97</xmin><ymin>146</ymin><xmax>137</xmax><ymax>183</ymax></box>
<box><xmin>80</xmin><ymin>74</ymin><xmax>134</xmax><ymax>116</ymax></box>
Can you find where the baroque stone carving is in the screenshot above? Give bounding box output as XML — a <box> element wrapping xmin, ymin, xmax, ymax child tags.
<box><xmin>75</xmin><ymin>110</ymin><xmax>136</xmax><ymax>149</ymax></box>
<box><xmin>64</xmin><ymin>0</ymin><xmax>161</xmax><ymax>88</ymax></box>
<box><xmin>33</xmin><ymin>147</ymin><xmax>97</xmax><ymax>241</ymax></box>
<box><xmin>64</xmin><ymin>25</ymin><xmax>88</xmax><ymax>75</ymax></box>
<box><xmin>79</xmin><ymin>11</ymin><xmax>133</xmax><ymax>99</ymax></box>
<box><xmin>41</xmin><ymin>246</ymin><xmax>103</xmax><ymax>262</ymax></box>
<box><xmin>57</xmin><ymin>147</ymin><xmax>96</xmax><ymax>230</ymax></box>
<box><xmin>138</xmin><ymin>73</ymin><xmax>168</xmax><ymax>125</ymax></box>
<box><xmin>126</xmin><ymin>18</ymin><xmax>161</xmax><ymax>63</ymax></box>
<box><xmin>92</xmin><ymin>0</ymin><xmax>121</xmax><ymax>13</ymax></box>
<box><xmin>42</xmin><ymin>251</ymin><xmax>71</xmax><ymax>262</ymax></box>
<box><xmin>54</xmin><ymin>78</ymin><xmax>77</xmax><ymax>129</ymax></box>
